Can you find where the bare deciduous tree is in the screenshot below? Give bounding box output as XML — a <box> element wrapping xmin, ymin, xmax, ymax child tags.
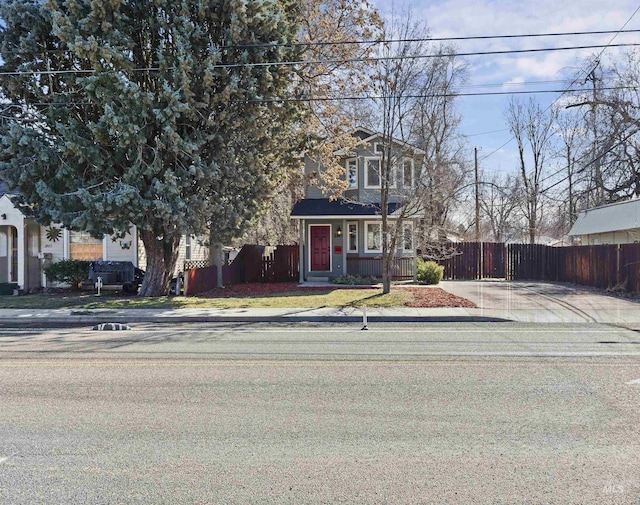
<box><xmin>506</xmin><ymin>98</ymin><xmax>557</xmax><ymax>244</ymax></box>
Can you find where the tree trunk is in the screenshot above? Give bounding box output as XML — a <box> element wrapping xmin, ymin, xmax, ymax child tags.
<box><xmin>209</xmin><ymin>241</ymin><xmax>224</xmax><ymax>288</ymax></box>
<box><xmin>382</xmin><ymin>249</ymin><xmax>392</xmax><ymax>294</ymax></box>
<box><xmin>138</xmin><ymin>230</ymin><xmax>181</xmax><ymax>297</ymax></box>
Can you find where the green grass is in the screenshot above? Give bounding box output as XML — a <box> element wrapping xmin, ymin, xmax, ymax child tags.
<box><xmin>0</xmin><ymin>288</ymin><xmax>412</xmax><ymax>310</ymax></box>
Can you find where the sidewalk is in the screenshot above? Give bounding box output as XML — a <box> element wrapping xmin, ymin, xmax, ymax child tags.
<box><xmin>0</xmin><ymin>280</ymin><xmax>638</xmax><ymax>327</ymax></box>
<box><xmin>0</xmin><ymin>306</ymin><xmax>507</xmax><ymax>326</ymax></box>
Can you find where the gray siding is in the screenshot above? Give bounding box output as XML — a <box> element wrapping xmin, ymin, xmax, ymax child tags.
<box><xmin>304</xmin><ymin>143</ymin><xmax>421</xmax><ymax>204</ymax></box>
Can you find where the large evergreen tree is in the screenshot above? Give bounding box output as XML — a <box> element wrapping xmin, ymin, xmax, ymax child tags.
<box><xmin>0</xmin><ymin>0</ymin><xmax>302</xmax><ymax>295</ymax></box>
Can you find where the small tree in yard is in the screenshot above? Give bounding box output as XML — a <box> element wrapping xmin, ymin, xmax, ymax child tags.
<box><xmin>367</xmin><ymin>10</ymin><xmax>468</xmax><ymax>293</ymax></box>
<box><xmin>0</xmin><ymin>0</ymin><xmax>302</xmax><ymax>296</ymax></box>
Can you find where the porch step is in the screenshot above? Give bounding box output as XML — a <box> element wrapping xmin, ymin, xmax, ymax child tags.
<box><xmin>307</xmin><ymin>276</ymin><xmax>330</xmax><ymax>282</ymax></box>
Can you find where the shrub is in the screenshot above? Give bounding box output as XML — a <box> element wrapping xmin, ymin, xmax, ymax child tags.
<box><xmin>416</xmin><ymin>259</ymin><xmax>444</xmax><ymax>285</ymax></box>
<box><xmin>44</xmin><ymin>260</ymin><xmax>91</xmax><ymax>290</ymax></box>
<box><xmin>332</xmin><ymin>274</ymin><xmax>379</xmax><ymax>285</ymax></box>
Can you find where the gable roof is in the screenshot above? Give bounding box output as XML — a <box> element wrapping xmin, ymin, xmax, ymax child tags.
<box><xmin>568</xmin><ymin>198</ymin><xmax>640</xmax><ymax>236</ymax></box>
<box><xmin>334</xmin><ymin>128</ymin><xmax>426</xmax><ymax>156</ymax></box>
<box><xmin>291</xmin><ymin>198</ymin><xmax>402</xmax><ymax>219</ymax></box>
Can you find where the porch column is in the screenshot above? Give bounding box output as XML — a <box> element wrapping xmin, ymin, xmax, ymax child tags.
<box><xmin>17</xmin><ymin>222</ymin><xmax>25</xmax><ymax>289</ymax></box>
<box><xmin>298</xmin><ymin>219</ymin><xmax>304</xmax><ymax>283</ymax></box>
<box><xmin>342</xmin><ymin>219</ymin><xmax>347</xmax><ymax>275</ymax></box>
<box><xmin>413</xmin><ymin>224</ymin><xmax>418</xmax><ymax>283</ymax></box>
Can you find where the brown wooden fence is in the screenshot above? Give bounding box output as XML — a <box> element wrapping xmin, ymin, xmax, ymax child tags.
<box><xmin>185</xmin><ymin>266</ymin><xmax>216</xmax><ymax>296</ymax></box>
<box><xmin>508</xmin><ymin>243</ymin><xmax>640</xmax><ymax>292</ymax></box>
<box><xmin>186</xmin><ymin>241</ymin><xmax>640</xmax><ymax>295</ymax></box>
<box><xmin>261</xmin><ymin>245</ymin><xmax>300</xmax><ymax>282</ymax></box>
<box><xmin>347</xmin><ymin>257</ymin><xmax>415</xmax><ymax>280</ymax></box>
<box><xmin>433</xmin><ymin>241</ymin><xmax>640</xmax><ymax>293</ymax></box>
<box><xmin>184</xmin><ymin>244</ymin><xmax>300</xmax><ymax>295</ymax></box>
<box><xmin>435</xmin><ymin>242</ymin><xmax>505</xmax><ymax>280</ymax></box>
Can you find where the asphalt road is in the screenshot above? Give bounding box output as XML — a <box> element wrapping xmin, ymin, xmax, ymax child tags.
<box><xmin>1</xmin><ymin>322</ymin><xmax>640</xmax><ymax>504</ymax></box>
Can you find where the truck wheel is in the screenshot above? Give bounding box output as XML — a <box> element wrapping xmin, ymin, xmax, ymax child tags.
<box><xmin>123</xmin><ymin>283</ymin><xmax>137</xmax><ymax>294</ymax></box>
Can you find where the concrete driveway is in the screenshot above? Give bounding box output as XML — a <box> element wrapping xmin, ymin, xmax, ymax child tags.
<box><xmin>440</xmin><ymin>280</ymin><xmax>640</xmax><ymax>325</ymax></box>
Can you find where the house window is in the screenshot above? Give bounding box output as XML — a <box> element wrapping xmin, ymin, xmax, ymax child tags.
<box><xmin>347</xmin><ymin>222</ymin><xmax>358</xmax><ymax>252</ymax></box>
<box><xmin>185</xmin><ymin>236</ymin><xmax>192</xmax><ymax>260</ymax></box>
<box><xmin>403</xmin><ymin>159</ymin><xmax>414</xmax><ymax>189</ymax></box>
<box><xmin>346</xmin><ymin>158</ymin><xmax>357</xmax><ymax>189</ymax></box>
<box><xmin>402</xmin><ymin>222</ymin><xmax>414</xmax><ymax>251</ymax></box>
<box><xmin>69</xmin><ymin>231</ymin><xmax>103</xmax><ymax>260</ymax></box>
<box><xmin>365</xmin><ymin>157</ymin><xmax>381</xmax><ymax>188</ymax></box>
<box><xmin>374</xmin><ymin>142</ymin><xmax>385</xmax><ymax>154</ymax></box>
<box><xmin>365</xmin><ymin>222</ymin><xmax>382</xmax><ymax>252</ymax></box>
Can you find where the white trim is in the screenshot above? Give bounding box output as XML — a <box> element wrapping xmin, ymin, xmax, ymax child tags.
<box><xmin>308</xmin><ymin>223</ymin><xmax>332</xmax><ymax>272</ymax></box>
<box><xmin>333</xmin><ymin>129</ymin><xmax>426</xmax><ymax>156</ymax></box>
<box><xmin>364</xmin><ymin>157</ymin><xmax>381</xmax><ymax>189</ymax></box>
<box><xmin>342</xmin><ymin>219</ymin><xmax>348</xmax><ymax>275</ymax></box>
<box><xmin>102</xmin><ymin>235</ymin><xmax>108</xmax><ymax>260</ymax></box>
<box><xmin>346</xmin><ymin>158</ymin><xmax>358</xmax><ymax>189</ymax></box>
<box><xmin>373</xmin><ymin>142</ymin><xmax>384</xmax><ymax>154</ymax></box>
<box><xmin>347</xmin><ymin>221</ymin><xmax>358</xmax><ymax>253</ymax></box>
<box><xmin>403</xmin><ymin>158</ymin><xmax>414</xmax><ymax>189</ymax></box>
<box><xmin>364</xmin><ymin>221</ymin><xmax>382</xmax><ymax>253</ymax></box>
<box><xmin>63</xmin><ymin>229</ymin><xmax>70</xmax><ymax>259</ymax></box>
<box><xmin>361</xmin><ymin>133</ymin><xmax>426</xmax><ymax>155</ymax></box>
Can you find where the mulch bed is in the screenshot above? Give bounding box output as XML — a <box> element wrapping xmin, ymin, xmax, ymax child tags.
<box><xmin>396</xmin><ymin>286</ymin><xmax>476</xmax><ymax>308</ymax></box>
<box><xmin>199</xmin><ymin>282</ymin><xmax>476</xmax><ymax>308</ymax></box>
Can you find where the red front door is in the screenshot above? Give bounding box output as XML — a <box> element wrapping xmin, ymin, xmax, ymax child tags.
<box><xmin>310</xmin><ymin>226</ymin><xmax>330</xmax><ymax>271</ymax></box>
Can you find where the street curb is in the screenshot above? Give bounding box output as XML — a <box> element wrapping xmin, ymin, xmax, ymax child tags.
<box><xmin>0</xmin><ymin>315</ymin><xmax>513</xmax><ymax>328</ymax></box>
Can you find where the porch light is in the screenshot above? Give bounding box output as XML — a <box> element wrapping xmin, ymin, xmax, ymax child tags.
<box><xmin>0</xmin><ymin>214</ymin><xmax>5</xmax><ymax>220</ymax></box>
<box><xmin>335</xmin><ymin>226</ymin><xmax>342</xmax><ymax>237</ymax></box>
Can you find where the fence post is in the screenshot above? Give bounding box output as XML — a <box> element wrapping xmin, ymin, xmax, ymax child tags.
<box><xmin>617</xmin><ymin>244</ymin><xmax>621</xmax><ymax>286</ymax></box>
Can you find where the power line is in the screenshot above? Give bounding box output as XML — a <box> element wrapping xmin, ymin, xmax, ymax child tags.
<box><xmin>3</xmin><ymin>29</ymin><xmax>639</xmax><ymax>55</ymax></box>
<box><xmin>253</xmin><ymin>86</ymin><xmax>638</xmax><ymax>103</ymax></box>
<box><xmin>1</xmin><ymin>43</ymin><xmax>639</xmax><ymax>76</ymax></box>
<box><xmin>2</xmin><ymin>85</ymin><xmax>635</xmax><ymax>110</ymax></box>
<box><xmin>207</xmin><ymin>28</ymin><xmax>640</xmax><ymax>49</ymax></box>
<box><xmin>478</xmin><ymin>2</ymin><xmax>640</xmax><ymax>165</ymax></box>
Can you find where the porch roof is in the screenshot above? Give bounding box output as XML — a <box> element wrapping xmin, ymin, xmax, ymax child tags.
<box><xmin>290</xmin><ymin>198</ymin><xmax>401</xmax><ymax>219</ymax></box>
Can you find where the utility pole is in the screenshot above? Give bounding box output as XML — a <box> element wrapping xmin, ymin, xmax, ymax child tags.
<box><xmin>587</xmin><ymin>63</ymin><xmax>602</xmax><ymax>204</ymax></box>
<box><xmin>475</xmin><ymin>147</ymin><xmax>480</xmax><ymax>242</ymax></box>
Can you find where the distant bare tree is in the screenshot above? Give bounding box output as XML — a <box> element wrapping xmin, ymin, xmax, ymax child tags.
<box><xmin>506</xmin><ymin>98</ymin><xmax>557</xmax><ymax>244</ymax></box>
<box><xmin>409</xmin><ymin>47</ymin><xmax>469</xmax><ymax>243</ymax></box>
<box><xmin>479</xmin><ymin>173</ymin><xmax>522</xmax><ymax>243</ymax></box>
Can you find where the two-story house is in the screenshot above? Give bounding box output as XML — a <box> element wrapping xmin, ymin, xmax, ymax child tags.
<box><xmin>291</xmin><ymin>128</ymin><xmax>424</xmax><ymax>282</ymax></box>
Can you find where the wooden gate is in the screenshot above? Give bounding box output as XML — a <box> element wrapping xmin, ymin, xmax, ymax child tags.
<box><xmin>434</xmin><ymin>242</ymin><xmax>505</xmax><ymax>280</ymax></box>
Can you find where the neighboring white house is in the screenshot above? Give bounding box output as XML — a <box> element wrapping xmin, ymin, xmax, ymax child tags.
<box><xmin>568</xmin><ymin>198</ymin><xmax>640</xmax><ymax>245</ymax></box>
<box><xmin>0</xmin><ymin>192</ymin><xmax>208</xmax><ymax>292</ymax></box>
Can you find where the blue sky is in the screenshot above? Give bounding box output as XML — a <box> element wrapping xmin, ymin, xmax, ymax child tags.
<box><xmin>374</xmin><ymin>0</ymin><xmax>640</xmax><ymax>175</ymax></box>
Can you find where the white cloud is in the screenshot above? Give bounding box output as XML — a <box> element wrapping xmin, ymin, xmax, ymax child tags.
<box><xmin>372</xmin><ymin>0</ymin><xmax>640</xmax><ymax>172</ymax></box>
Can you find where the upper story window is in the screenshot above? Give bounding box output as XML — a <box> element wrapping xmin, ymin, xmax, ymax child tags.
<box><xmin>403</xmin><ymin>159</ymin><xmax>414</xmax><ymax>189</ymax></box>
<box><xmin>346</xmin><ymin>158</ymin><xmax>357</xmax><ymax>189</ymax></box>
<box><xmin>374</xmin><ymin>142</ymin><xmax>385</xmax><ymax>154</ymax></box>
<box><xmin>185</xmin><ymin>235</ymin><xmax>192</xmax><ymax>260</ymax></box>
<box><xmin>365</xmin><ymin>157</ymin><xmax>381</xmax><ymax>188</ymax></box>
